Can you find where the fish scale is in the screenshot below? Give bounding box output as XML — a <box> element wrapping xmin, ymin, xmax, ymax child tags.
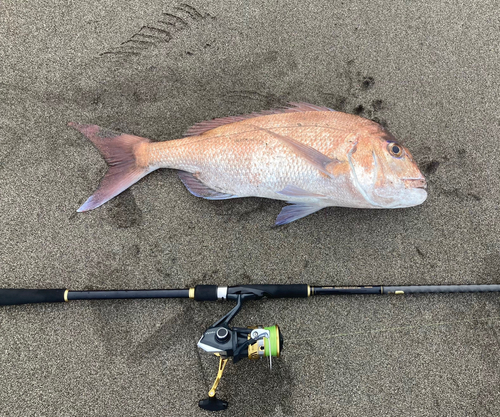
<box><xmin>146</xmin><ymin>122</ymin><xmax>357</xmax><ymax>203</ymax></box>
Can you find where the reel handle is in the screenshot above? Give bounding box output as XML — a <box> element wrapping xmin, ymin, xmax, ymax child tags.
<box><xmin>0</xmin><ymin>289</ymin><xmax>67</xmax><ymax>306</ymax></box>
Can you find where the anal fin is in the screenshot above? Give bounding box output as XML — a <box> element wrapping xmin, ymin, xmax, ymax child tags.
<box><xmin>178</xmin><ymin>171</ymin><xmax>238</xmax><ymax>200</ymax></box>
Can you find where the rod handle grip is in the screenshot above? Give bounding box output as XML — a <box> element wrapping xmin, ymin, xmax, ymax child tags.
<box><xmin>0</xmin><ymin>289</ymin><xmax>67</xmax><ymax>306</ymax></box>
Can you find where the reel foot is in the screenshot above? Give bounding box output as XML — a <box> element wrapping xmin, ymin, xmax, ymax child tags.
<box><xmin>198</xmin><ymin>396</ymin><xmax>228</xmax><ymax>411</ymax></box>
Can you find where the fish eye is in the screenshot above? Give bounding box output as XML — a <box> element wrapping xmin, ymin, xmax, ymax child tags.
<box><xmin>387</xmin><ymin>142</ymin><xmax>404</xmax><ymax>158</ymax></box>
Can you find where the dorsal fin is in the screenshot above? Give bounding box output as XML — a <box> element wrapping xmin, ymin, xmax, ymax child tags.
<box><xmin>183</xmin><ymin>102</ymin><xmax>335</xmax><ymax>137</ymax></box>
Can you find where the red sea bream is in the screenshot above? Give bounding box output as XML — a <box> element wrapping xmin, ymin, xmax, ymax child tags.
<box><xmin>70</xmin><ymin>102</ymin><xmax>427</xmax><ymax>225</ymax></box>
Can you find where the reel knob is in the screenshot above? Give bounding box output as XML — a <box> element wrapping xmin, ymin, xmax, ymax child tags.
<box><xmin>199</xmin><ymin>396</ymin><xmax>228</xmax><ymax>411</ymax></box>
<box><xmin>216</xmin><ymin>327</ymin><xmax>230</xmax><ymax>342</ymax></box>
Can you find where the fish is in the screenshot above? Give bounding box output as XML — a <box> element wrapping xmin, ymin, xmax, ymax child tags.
<box><xmin>69</xmin><ymin>102</ymin><xmax>427</xmax><ymax>225</ymax></box>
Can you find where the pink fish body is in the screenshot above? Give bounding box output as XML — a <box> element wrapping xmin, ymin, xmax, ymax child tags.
<box><xmin>70</xmin><ymin>102</ymin><xmax>427</xmax><ymax>225</ymax></box>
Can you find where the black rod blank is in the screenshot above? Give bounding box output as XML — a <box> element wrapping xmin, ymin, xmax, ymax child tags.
<box><xmin>383</xmin><ymin>284</ymin><xmax>500</xmax><ymax>294</ymax></box>
<box><xmin>312</xmin><ymin>286</ymin><xmax>382</xmax><ymax>295</ymax></box>
<box><xmin>312</xmin><ymin>285</ymin><xmax>500</xmax><ymax>295</ymax></box>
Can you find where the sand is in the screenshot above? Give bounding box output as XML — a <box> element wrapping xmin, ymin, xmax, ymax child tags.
<box><xmin>1</xmin><ymin>0</ymin><xmax>500</xmax><ymax>416</ymax></box>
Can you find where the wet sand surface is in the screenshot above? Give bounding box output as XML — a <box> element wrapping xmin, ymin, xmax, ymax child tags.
<box><xmin>1</xmin><ymin>1</ymin><xmax>500</xmax><ymax>416</ymax></box>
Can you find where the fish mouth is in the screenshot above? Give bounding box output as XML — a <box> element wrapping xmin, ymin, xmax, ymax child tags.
<box><xmin>403</xmin><ymin>178</ymin><xmax>427</xmax><ymax>189</ymax></box>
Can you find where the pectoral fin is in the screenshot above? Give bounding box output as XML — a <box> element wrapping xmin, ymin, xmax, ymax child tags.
<box><xmin>275</xmin><ymin>203</ymin><xmax>324</xmax><ymax>226</ymax></box>
<box><xmin>254</xmin><ymin>126</ymin><xmax>340</xmax><ymax>177</ymax></box>
<box><xmin>278</xmin><ymin>185</ymin><xmax>327</xmax><ymax>198</ymax></box>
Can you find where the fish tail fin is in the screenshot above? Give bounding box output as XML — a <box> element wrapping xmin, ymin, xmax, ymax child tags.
<box><xmin>69</xmin><ymin>123</ymin><xmax>154</xmax><ymax>212</ymax></box>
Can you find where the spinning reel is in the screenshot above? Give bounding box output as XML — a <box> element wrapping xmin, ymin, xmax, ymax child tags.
<box><xmin>197</xmin><ymin>293</ymin><xmax>283</xmax><ymax>411</ymax></box>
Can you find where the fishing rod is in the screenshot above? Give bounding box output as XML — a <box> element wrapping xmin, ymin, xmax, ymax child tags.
<box><xmin>2</xmin><ymin>283</ymin><xmax>500</xmax><ymax>411</ymax></box>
